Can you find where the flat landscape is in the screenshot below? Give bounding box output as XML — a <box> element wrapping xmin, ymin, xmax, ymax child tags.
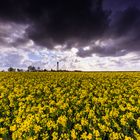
<box><xmin>0</xmin><ymin>72</ymin><xmax>140</xmax><ymax>140</ymax></box>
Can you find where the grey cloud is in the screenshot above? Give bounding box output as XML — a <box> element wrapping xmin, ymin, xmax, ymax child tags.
<box><xmin>0</xmin><ymin>22</ymin><xmax>29</xmax><ymax>48</ymax></box>
<box><xmin>77</xmin><ymin>6</ymin><xmax>140</xmax><ymax>57</ymax></box>
<box><xmin>76</xmin><ymin>42</ymin><xmax>128</xmax><ymax>58</ymax></box>
<box><xmin>0</xmin><ymin>53</ymin><xmax>23</xmax><ymax>67</ymax></box>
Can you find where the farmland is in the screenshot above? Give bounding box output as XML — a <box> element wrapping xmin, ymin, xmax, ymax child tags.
<box><xmin>0</xmin><ymin>72</ymin><xmax>140</xmax><ymax>140</ymax></box>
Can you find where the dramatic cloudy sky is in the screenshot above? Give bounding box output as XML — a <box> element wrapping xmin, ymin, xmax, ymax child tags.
<box><xmin>0</xmin><ymin>0</ymin><xmax>140</xmax><ymax>71</ymax></box>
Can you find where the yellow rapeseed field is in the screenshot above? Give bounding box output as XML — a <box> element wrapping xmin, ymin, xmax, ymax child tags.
<box><xmin>0</xmin><ymin>72</ymin><xmax>140</xmax><ymax>140</ymax></box>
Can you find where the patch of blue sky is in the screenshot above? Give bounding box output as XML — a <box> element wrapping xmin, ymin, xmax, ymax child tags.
<box><xmin>28</xmin><ymin>53</ymin><xmax>42</xmax><ymax>61</ymax></box>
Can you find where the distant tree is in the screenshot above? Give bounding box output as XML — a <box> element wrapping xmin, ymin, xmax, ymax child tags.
<box><xmin>17</xmin><ymin>69</ymin><xmax>24</xmax><ymax>72</ymax></box>
<box><xmin>74</xmin><ymin>70</ymin><xmax>82</xmax><ymax>72</ymax></box>
<box><xmin>43</xmin><ymin>69</ymin><xmax>47</xmax><ymax>72</ymax></box>
<box><xmin>51</xmin><ymin>69</ymin><xmax>55</xmax><ymax>72</ymax></box>
<box><xmin>8</xmin><ymin>67</ymin><xmax>16</xmax><ymax>72</ymax></box>
<box><xmin>27</xmin><ymin>66</ymin><xmax>36</xmax><ymax>72</ymax></box>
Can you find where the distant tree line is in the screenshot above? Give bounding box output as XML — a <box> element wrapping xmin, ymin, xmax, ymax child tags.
<box><xmin>3</xmin><ymin>66</ymin><xmax>82</xmax><ymax>72</ymax></box>
<box><xmin>7</xmin><ymin>66</ymin><xmax>43</xmax><ymax>72</ymax></box>
<box><xmin>1</xmin><ymin>61</ymin><xmax>82</xmax><ymax>72</ymax></box>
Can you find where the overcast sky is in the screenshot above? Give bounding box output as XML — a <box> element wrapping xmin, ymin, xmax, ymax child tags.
<box><xmin>0</xmin><ymin>0</ymin><xmax>140</xmax><ymax>71</ymax></box>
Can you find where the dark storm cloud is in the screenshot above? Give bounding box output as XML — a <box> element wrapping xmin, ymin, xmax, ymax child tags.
<box><xmin>0</xmin><ymin>0</ymin><xmax>110</xmax><ymax>47</ymax></box>
<box><xmin>109</xmin><ymin>7</ymin><xmax>140</xmax><ymax>38</ymax></box>
<box><xmin>77</xmin><ymin>5</ymin><xmax>140</xmax><ymax>57</ymax></box>
<box><xmin>0</xmin><ymin>0</ymin><xmax>140</xmax><ymax>58</ymax></box>
<box><xmin>76</xmin><ymin>44</ymin><xmax>128</xmax><ymax>58</ymax></box>
<box><xmin>11</xmin><ymin>38</ymin><xmax>29</xmax><ymax>47</ymax></box>
<box><xmin>105</xmin><ymin>7</ymin><xmax>140</xmax><ymax>55</ymax></box>
<box><xmin>103</xmin><ymin>0</ymin><xmax>140</xmax><ymax>12</ymax></box>
<box><xmin>27</xmin><ymin>0</ymin><xmax>110</xmax><ymax>47</ymax></box>
<box><xmin>101</xmin><ymin>1</ymin><xmax>140</xmax><ymax>57</ymax></box>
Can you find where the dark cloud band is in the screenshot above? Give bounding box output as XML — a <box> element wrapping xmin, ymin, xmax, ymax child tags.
<box><xmin>0</xmin><ymin>0</ymin><xmax>140</xmax><ymax>58</ymax></box>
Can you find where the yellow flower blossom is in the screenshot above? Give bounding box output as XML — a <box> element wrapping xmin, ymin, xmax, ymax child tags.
<box><xmin>81</xmin><ymin>132</ymin><xmax>87</xmax><ymax>139</ymax></box>
<box><xmin>87</xmin><ymin>133</ymin><xmax>92</xmax><ymax>139</ymax></box>
<box><xmin>71</xmin><ymin>129</ymin><xmax>77</xmax><ymax>139</ymax></box>
<box><xmin>57</xmin><ymin>115</ymin><xmax>67</xmax><ymax>127</ymax></box>
<box><xmin>137</xmin><ymin>117</ymin><xmax>140</xmax><ymax>129</ymax></box>
<box><xmin>0</xmin><ymin>128</ymin><xmax>7</xmax><ymax>135</ymax></box>
<box><xmin>93</xmin><ymin>129</ymin><xmax>100</xmax><ymax>138</ymax></box>
<box><xmin>74</xmin><ymin>124</ymin><xmax>82</xmax><ymax>131</ymax></box>
<box><xmin>33</xmin><ymin>124</ymin><xmax>42</xmax><ymax>133</ymax></box>
<box><xmin>52</xmin><ymin>132</ymin><xmax>58</xmax><ymax>140</ymax></box>
<box><xmin>81</xmin><ymin>117</ymin><xmax>88</xmax><ymax>126</ymax></box>
<box><xmin>10</xmin><ymin>125</ymin><xmax>17</xmax><ymax>131</ymax></box>
<box><xmin>109</xmin><ymin>132</ymin><xmax>121</xmax><ymax>140</ymax></box>
<box><xmin>124</xmin><ymin>136</ymin><xmax>133</xmax><ymax>140</ymax></box>
<box><xmin>120</xmin><ymin>116</ymin><xmax>127</xmax><ymax>126</ymax></box>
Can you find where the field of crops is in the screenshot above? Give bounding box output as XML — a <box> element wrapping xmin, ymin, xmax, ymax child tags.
<box><xmin>0</xmin><ymin>72</ymin><xmax>140</xmax><ymax>140</ymax></box>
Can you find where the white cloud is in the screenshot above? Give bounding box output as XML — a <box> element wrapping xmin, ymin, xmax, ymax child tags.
<box><xmin>0</xmin><ymin>42</ymin><xmax>140</xmax><ymax>71</ymax></box>
<box><xmin>83</xmin><ymin>46</ymin><xmax>90</xmax><ymax>51</ymax></box>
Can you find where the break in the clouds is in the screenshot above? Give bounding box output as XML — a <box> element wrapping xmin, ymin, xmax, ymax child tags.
<box><xmin>0</xmin><ymin>0</ymin><xmax>140</xmax><ymax>71</ymax></box>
